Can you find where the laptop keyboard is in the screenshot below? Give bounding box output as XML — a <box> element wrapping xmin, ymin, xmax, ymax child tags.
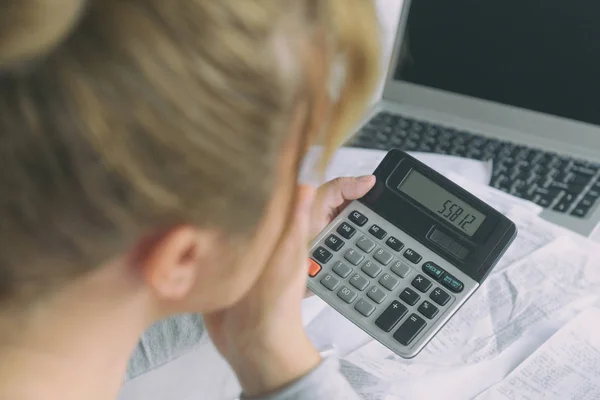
<box><xmin>349</xmin><ymin>112</ymin><xmax>600</xmax><ymax>219</ymax></box>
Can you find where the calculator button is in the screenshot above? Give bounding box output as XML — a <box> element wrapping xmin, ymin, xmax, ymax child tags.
<box><xmin>367</xmin><ymin>286</ymin><xmax>387</xmax><ymax>304</ymax></box>
<box><xmin>422</xmin><ymin>262</ymin><xmax>445</xmax><ymax>280</ymax></box>
<box><xmin>344</xmin><ymin>249</ymin><xmax>364</xmax><ymax>265</ymax></box>
<box><xmin>332</xmin><ymin>261</ymin><xmax>352</xmax><ymax>278</ymax></box>
<box><xmin>441</xmin><ymin>274</ymin><xmax>464</xmax><ymax>293</ymax></box>
<box><xmin>400</xmin><ymin>287</ymin><xmax>420</xmax><ymax>306</ymax></box>
<box><xmin>417</xmin><ymin>301</ymin><xmax>439</xmax><ymax>319</ymax></box>
<box><xmin>375</xmin><ymin>301</ymin><xmax>408</xmax><ymax>332</ymax></box>
<box><xmin>457</xmin><ymin>246</ymin><xmax>470</xmax><ymax>260</ymax></box>
<box><xmin>391</xmin><ymin>260</ymin><xmax>411</xmax><ymax>278</ymax></box>
<box><xmin>338</xmin><ymin>286</ymin><xmax>358</xmax><ymax>304</ymax></box>
<box><xmin>348</xmin><ymin>210</ymin><xmax>368</xmax><ymax>227</ymax></box>
<box><xmin>355</xmin><ymin>299</ymin><xmax>376</xmax><ymax>317</ymax></box>
<box><xmin>325</xmin><ymin>234</ymin><xmax>344</xmax><ymax>251</ymax></box>
<box><xmin>320</xmin><ymin>274</ymin><xmax>340</xmax><ymax>291</ymax></box>
<box><xmin>356</xmin><ymin>236</ymin><xmax>376</xmax><ymax>253</ymax></box>
<box><xmin>368</xmin><ymin>225</ymin><xmax>387</xmax><ymax>240</ymax></box>
<box><xmin>430</xmin><ymin>229</ymin><xmax>445</xmax><ymax>244</ymax></box>
<box><xmin>361</xmin><ymin>260</ymin><xmax>382</xmax><ymax>278</ymax></box>
<box><xmin>379</xmin><ymin>273</ymin><xmax>399</xmax><ymax>291</ymax></box>
<box><xmin>430</xmin><ymin>287</ymin><xmax>451</xmax><ymax>306</ymax></box>
<box><xmin>374</xmin><ymin>248</ymin><xmax>393</xmax><ymax>265</ymax></box>
<box><xmin>313</xmin><ymin>247</ymin><xmax>332</xmax><ymax>264</ymax></box>
<box><xmin>308</xmin><ymin>259</ymin><xmax>322</xmax><ymax>277</ymax></box>
<box><xmin>412</xmin><ymin>275</ymin><xmax>432</xmax><ymax>293</ymax></box>
<box><xmin>386</xmin><ymin>236</ymin><xmax>404</xmax><ymax>252</ymax></box>
<box><xmin>337</xmin><ymin>222</ymin><xmax>356</xmax><ymax>239</ymax></box>
<box><xmin>350</xmin><ymin>273</ymin><xmax>370</xmax><ymax>291</ymax></box>
<box><xmin>393</xmin><ymin>314</ymin><xmax>426</xmax><ymax>346</ymax></box>
<box><xmin>403</xmin><ymin>248</ymin><xmax>422</xmax><ymax>264</ymax></box>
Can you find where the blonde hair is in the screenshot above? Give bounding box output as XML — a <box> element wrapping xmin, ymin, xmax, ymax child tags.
<box><xmin>0</xmin><ymin>0</ymin><xmax>380</xmax><ymax>304</ymax></box>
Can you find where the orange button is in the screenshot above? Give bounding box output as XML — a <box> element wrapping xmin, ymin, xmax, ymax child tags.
<box><xmin>308</xmin><ymin>259</ymin><xmax>322</xmax><ymax>277</ymax></box>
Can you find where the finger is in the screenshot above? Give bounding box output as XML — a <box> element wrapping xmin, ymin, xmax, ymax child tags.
<box><xmin>316</xmin><ymin>175</ymin><xmax>376</xmax><ymax>211</ymax></box>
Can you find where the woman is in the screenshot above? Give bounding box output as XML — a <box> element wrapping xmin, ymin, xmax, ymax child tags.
<box><xmin>0</xmin><ymin>0</ymin><xmax>380</xmax><ymax>399</ymax></box>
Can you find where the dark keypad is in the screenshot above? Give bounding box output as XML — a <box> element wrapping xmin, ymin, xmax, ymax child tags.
<box><xmin>368</xmin><ymin>286</ymin><xmax>387</xmax><ymax>304</ymax></box>
<box><xmin>332</xmin><ymin>261</ymin><xmax>352</xmax><ymax>278</ymax></box>
<box><xmin>393</xmin><ymin>314</ymin><xmax>427</xmax><ymax>346</ymax></box>
<box><xmin>349</xmin><ymin>112</ymin><xmax>600</xmax><ymax>218</ymax></box>
<box><xmin>337</xmin><ymin>222</ymin><xmax>356</xmax><ymax>239</ymax></box>
<box><xmin>430</xmin><ymin>287</ymin><xmax>451</xmax><ymax>306</ymax></box>
<box><xmin>349</xmin><ymin>210</ymin><xmax>368</xmax><ymax>226</ymax></box>
<box><xmin>418</xmin><ymin>301</ymin><xmax>439</xmax><ymax>319</ymax></box>
<box><xmin>386</xmin><ymin>236</ymin><xmax>404</xmax><ymax>252</ymax></box>
<box><xmin>320</xmin><ymin>274</ymin><xmax>340</xmax><ymax>291</ymax></box>
<box><xmin>355</xmin><ymin>299</ymin><xmax>376</xmax><ymax>317</ymax></box>
<box><xmin>325</xmin><ymin>234</ymin><xmax>344</xmax><ymax>251</ymax></box>
<box><xmin>361</xmin><ymin>260</ymin><xmax>382</xmax><ymax>278</ymax></box>
<box><xmin>350</xmin><ymin>273</ymin><xmax>370</xmax><ymax>291</ymax></box>
<box><xmin>368</xmin><ymin>224</ymin><xmax>387</xmax><ymax>240</ymax></box>
<box><xmin>412</xmin><ymin>275</ymin><xmax>433</xmax><ymax>293</ymax></box>
<box><xmin>441</xmin><ymin>274</ymin><xmax>464</xmax><ymax>293</ymax></box>
<box><xmin>338</xmin><ymin>286</ymin><xmax>358</xmax><ymax>304</ymax></box>
<box><xmin>400</xmin><ymin>287</ymin><xmax>420</xmax><ymax>306</ymax></box>
<box><xmin>404</xmin><ymin>249</ymin><xmax>422</xmax><ymax>264</ymax></box>
<box><xmin>312</xmin><ymin>247</ymin><xmax>332</xmax><ymax>264</ymax></box>
<box><xmin>422</xmin><ymin>262</ymin><xmax>445</xmax><ymax>280</ymax></box>
<box><xmin>375</xmin><ymin>301</ymin><xmax>408</xmax><ymax>332</ymax></box>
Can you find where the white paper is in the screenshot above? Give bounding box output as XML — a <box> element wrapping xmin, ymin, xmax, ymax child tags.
<box><xmin>340</xmin><ymin>360</ymin><xmax>395</xmax><ymax>400</ymax></box>
<box><xmin>476</xmin><ymin>308</ymin><xmax>600</xmax><ymax>400</ymax></box>
<box><xmin>299</xmin><ymin>147</ymin><xmax>492</xmax><ymax>187</ymax></box>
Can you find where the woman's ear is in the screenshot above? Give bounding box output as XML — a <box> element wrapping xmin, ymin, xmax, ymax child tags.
<box><xmin>131</xmin><ymin>225</ymin><xmax>216</xmax><ymax>302</ymax></box>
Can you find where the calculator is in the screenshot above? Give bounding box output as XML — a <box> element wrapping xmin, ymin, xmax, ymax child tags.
<box><xmin>307</xmin><ymin>149</ymin><xmax>517</xmax><ymax>358</ymax></box>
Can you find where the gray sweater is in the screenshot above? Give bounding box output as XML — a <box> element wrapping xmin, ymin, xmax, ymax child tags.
<box><xmin>126</xmin><ymin>314</ymin><xmax>359</xmax><ymax>399</ymax></box>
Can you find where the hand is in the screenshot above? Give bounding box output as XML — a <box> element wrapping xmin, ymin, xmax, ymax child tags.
<box><xmin>304</xmin><ymin>175</ymin><xmax>376</xmax><ymax>297</ymax></box>
<box><xmin>204</xmin><ymin>185</ymin><xmax>320</xmax><ymax>397</ymax></box>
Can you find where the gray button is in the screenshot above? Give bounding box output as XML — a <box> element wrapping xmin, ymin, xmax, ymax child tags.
<box><xmin>367</xmin><ymin>286</ymin><xmax>387</xmax><ymax>304</ymax></box>
<box><xmin>332</xmin><ymin>261</ymin><xmax>352</xmax><ymax>278</ymax></box>
<box><xmin>344</xmin><ymin>249</ymin><xmax>364</xmax><ymax>265</ymax></box>
<box><xmin>338</xmin><ymin>286</ymin><xmax>358</xmax><ymax>304</ymax></box>
<box><xmin>355</xmin><ymin>298</ymin><xmax>376</xmax><ymax>317</ymax></box>
<box><xmin>391</xmin><ymin>260</ymin><xmax>411</xmax><ymax>278</ymax></box>
<box><xmin>320</xmin><ymin>274</ymin><xmax>340</xmax><ymax>291</ymax></box>
<box><xmin>361</xmin><ymin>260</ymin><xmax>382</xmax><ymax>278</ymax></box>
<box><xmin>379</xmin><ymin>273</ymin><xmax>400</xmax><ymax>291</ymax></box>
<box><xmin>374</xmin><ymin>248</ymin><xmax>393</xmax><ymax>265</ymax></box>
<box><xmin>350</xmin><ymin>273</ymin><xmax>369</xmax><ymax>291</ymax></box>
<box><xmin>356</xmin><ymin>236</ymin><xmax>376</xmax><ymax>253</ymax></box>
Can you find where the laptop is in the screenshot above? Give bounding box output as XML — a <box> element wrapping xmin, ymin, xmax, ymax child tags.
<box><xmin>349</xmin><ymin>0</ymin><xmax>600</xmax><ymax>236</ymax></box>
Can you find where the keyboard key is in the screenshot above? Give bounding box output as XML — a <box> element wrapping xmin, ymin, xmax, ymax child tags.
<box><xmin>337</xmin><ymin>222</ymin><xmax>356</xmax><ymax>239</ymax></box>
<box><xmin>391</xmin><ymin>260</ymin><xmax>411</xmax><ymax>278</ymax></box>
<box><xmin>350</xmin><ymin>273</ymin><xmax>370</xmax><ymax>291</ymax></box>
<box><xmin>422</xmin><ymin>262</ymin><xmax>445</xmax><ymax>280</ymax></box>
<box><xmin>417</xmin><ymin>301</ymin><xmax>439</xmax><ymax>319</ymax></box>
<box><xmin>332</xmin><ymin>261</ymin><xmax>352</xmax><ymax>278</ymax></box>
<box><xmin>375</xmin><ymin>301</ymin><xmax>408</xmax><ymax>332</ymax></box>
<box><xmin>368</xmin><ymin>225</ymin><xmax>387</xmax><ymax>240</ymax></box>
<box><xmin>400</xmin><ymin>287</ymin><xmax>420</xmax><ymax>306</ymax></box>
<box><xmin>349</xmin><ymin>210</ymin><xmax>368</xmax><ymax>227</ymax></box>
<box><xmin>337</xmin><ymin>286</ymin><xmax>358</xmax><ymax>304</ymax></box>
<box><xmin>412</xmin><ymin>275</ymin><xmax>433</xmax><ymax>293</ymax></box>
<box><xmin>320</xmin><ymin>274</ymin><xmax>340</xmax><ymax>291</ymax></box>
<box><xmin>441</xmin><ymin>274</ymin><xmax>464</xmax><ymax>293</ymax></box>
<box><xmin>344</xmin><ymin>249</ymin><xmax>364</xmax><ymax>265</ymax></box>
<box><xmin>356</xmin><ymin>236</ymin><xmax>376</xmax><ymax>253</ymax></box>
<box><xmin>379</xmin><ymin>274</ymin><xmax>400</xmax><ymax>291</ymax></box>
<box><xmin>325</xmin><ymin>234</ymin><xmax>344</xmax><ymax>251</ymax></box>
<box><xmin>361</xmin><ymin>260</ymin><xmax>383</xmax><ymax>278</ymax></box>
<box><xmin>308</xmin><ymin>259</ymin><xmax>322</xmax><ymax>277</ymax></box>
<box><xmin>374</xmin><ymin>248</ymin><xmax>393</xmax><ymax>265</ymax></box>
<box><xmin>313</xmin><ymin>247</ymin><xmax>332</xmax><ymax>264</ymax></box>
<box><xmin>430</xmin><ymin>287</ymin><xmax>451</xmax><ymax>306</ymax></box>
<box><xmin>393</xmin><ymin>314</ymin><xmax>427</xmax><ymax>346</ymax></box>
<box><xmin>355</xmin><ymin>299</ymin><xmax>376</xmax><ymax>317</ymax></box>
<box><xmin>368</xmin><ymin>286</ymin><xmax>387</xmax><ymax>304</ymax></box>
<box><xmin>386</xmin><ymin>236</ymin><xmax>404</xmax><ymax>252</ymax></box>
<box><xmin>404</xmin><ymin>249</ymin><xmax>422</xmax><ymax>264</ymax></box>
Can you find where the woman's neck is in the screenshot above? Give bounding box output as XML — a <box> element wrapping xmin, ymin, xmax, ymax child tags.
<box><xmin>0</xmin><ymin>264</ymin><xmax>153</xmax><ymax>400</ymax></box>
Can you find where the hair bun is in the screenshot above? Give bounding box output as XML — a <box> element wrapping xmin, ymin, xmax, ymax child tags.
<box><xmin>0</xmin><ymin>0</ymin><xmax>86</xmax><ymax>66</ymax></box>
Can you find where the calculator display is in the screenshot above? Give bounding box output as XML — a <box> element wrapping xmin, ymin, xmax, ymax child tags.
<box><xmin>398</xmin><ymin>170</ymin><xmax>486</xmax><ymax>236</ymax></box>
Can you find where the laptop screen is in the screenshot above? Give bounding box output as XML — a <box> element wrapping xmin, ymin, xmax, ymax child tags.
<box><xmin>394</xmin><ymin>0</ymin><xmax>600</xmax><ymax>127</ymax></box>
